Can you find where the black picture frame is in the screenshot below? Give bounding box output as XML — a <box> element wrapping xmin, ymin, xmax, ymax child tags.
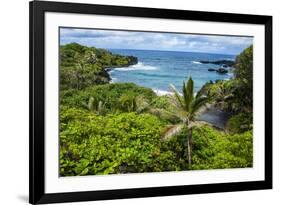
<box><xmin>29</xmin><ymin>0</ymin><xmax>272</xmax><ymax>204</ymax></box>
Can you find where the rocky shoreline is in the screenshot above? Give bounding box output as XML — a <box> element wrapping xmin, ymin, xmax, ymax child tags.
<box><xmin>199</xmin><ymin>59</ymin><xmax>235</xmax><ymax>67</ymax></box>
<box><xmin>105</xmin><ymin>55</ymin><xmax>138</xmax><ymax>81</ymax></box>
<box><xmin>201</xmin><ymin>59</ymin><xmax>235</xmax><ymax>74</ymax></box>
<box><xmin>105</xmin><ymin>56</ymin><xmax>138</xmax><ymax>70</ymax></box>
<box><xmin>208</xmin><ymin>67</ymin><xmax>229</xmax><ymax>74</ymax></box>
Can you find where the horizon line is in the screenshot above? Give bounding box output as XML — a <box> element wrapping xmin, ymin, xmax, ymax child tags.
<box><xmin>60</xmin><ymin>42</ymin><xmax>239</xmax><ymax>56</ymax></box>
<box><xmin>107</xmin><ymin>47</ymin><xmax>238</xmax><ymax>56</ymax></box>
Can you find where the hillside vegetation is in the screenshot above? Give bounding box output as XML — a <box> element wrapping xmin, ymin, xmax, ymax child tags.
<box><xmin>60</xmin><ymin>43</ymin><xmax>137</xmax><ymax>90</ymax></box>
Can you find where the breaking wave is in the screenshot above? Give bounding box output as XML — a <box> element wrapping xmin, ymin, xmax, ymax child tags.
<box><xmin>115</xmin><ymin>62</ymin><xmax>158</xmax><ymax>71</ymax></box>
<box><xmin>192</xmin><ymin>61</ymin><xmax>202</xmax><ymax>64</ymax></box>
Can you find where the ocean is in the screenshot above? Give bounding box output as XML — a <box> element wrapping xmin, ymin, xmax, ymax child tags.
<box><xmin>109</xmin><ymin>49</ymin><xmax>235</xmax><ymax>94</ymax></box>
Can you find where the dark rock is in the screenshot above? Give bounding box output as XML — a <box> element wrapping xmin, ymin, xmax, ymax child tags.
<box><xmin>200</xmin><ymin>60</ymin><xmax>235</xmax><ymax>67</ymax></box>
<box><xmin>216</xmin><ymin>68</ymin><xmax>228</xmax><ymax>74</ymax></box>
<box><xmin>127</xmin><ymin>56</ymin><xmax>138</xmax><ymax>65</ymax></box>
<box><xmin>208</xmin><ymin>68</ymin><xmax>216</xmax><ymax>72</ymax></box>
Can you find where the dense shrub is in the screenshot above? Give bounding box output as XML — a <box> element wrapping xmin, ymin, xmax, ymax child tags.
<box><xmin>235</xmin><ymin>45</ymin><xmax>253</xmax><ymax>86</ymax></box>
<box><xmin>191</xmin><ymin>126</ymin><xmax>253</xmax><ymax>170</ymax></box>
<box><xmin>60</xmin><ymin>108</ymin><xmax>181</xmax><ymax>176</ymax></box>
<box><xmin>233</xmin><ymin>45</ymin><xmax>253</xmax><ymax>112</ymax></box>
<box><xmin>59</xmin><ymin>106</ymin><xmax>253</xmax><ymax>176</ymax></box>
<box><xmin>157</xmin><ymin>125</ymin><xmax>253</xmax><ymax>171</ymax></box>
<box><xmin>151</xmin><ymin>95</ymin><xmax>173</xmax><ymax>110</ymax></box>
<box><xmin>60</xmin><ymin>83</ymin><xmax>157</xmax><ymax>113</ymax></box>
<box><xmin>226</xmin><ymin>113</ymin><xmax>253</xmax><ymax>134</ymax></box>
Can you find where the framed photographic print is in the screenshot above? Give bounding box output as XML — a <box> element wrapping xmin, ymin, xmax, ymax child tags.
<box><xmin>29</xmin><ymin>0</ymin><xmax>272</xmax><ymax>204</ymax></box>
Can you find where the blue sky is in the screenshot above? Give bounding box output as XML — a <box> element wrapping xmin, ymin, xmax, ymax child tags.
<box><xmin>60</xmin><ymin>28</ymin><xmax>253</xmax><ymax>55</ymax></box>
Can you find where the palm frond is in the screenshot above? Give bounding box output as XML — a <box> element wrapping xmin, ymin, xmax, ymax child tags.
<box><xmin>188</xmin><ymin>120</ymin><xmax>213</xmax><ymax>129</ymax></box>
<box><xmin>195</xmin><ymin>81</ymin><xmax>212</xmax><ymax>98</ymax></box>
<box><xmin>169</xmin><ymin>84</ymin><xmax>185</xmax><ymax>110</ymax></box>
<box><xmin>162</xmin><ymin>123</ymin><xmax>185</xmax><ymax>141</ymax></box>
<box><xmin>169</xmin><ymin>106</ymin><xmax>189</xmax><ymax>121</ymax></box>
<box><xmin>147</xmin><ymin>107</ymin><xmax>178</xmax><ymax>122</ymax></box>
<box><xmin>182</xmin><ymin>77</ymin><xmax>194</xmax><ymax>111</ymax></box>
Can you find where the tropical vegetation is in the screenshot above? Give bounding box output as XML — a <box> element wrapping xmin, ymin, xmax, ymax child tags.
<box><xmin>59</xmin><ymin>43</ymin><xmax>253</xmax><ymax>176</ymax></box>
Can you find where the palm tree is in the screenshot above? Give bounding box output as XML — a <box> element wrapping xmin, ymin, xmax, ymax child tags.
<box><xmin>163</xmin><ymin>77</ymin><xmax>209</xmax><ymax>167</ymax></box>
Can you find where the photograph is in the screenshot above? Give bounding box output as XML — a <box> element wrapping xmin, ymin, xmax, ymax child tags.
<box><xmin>28</xmin><ymin>1</ymin><xmax>272</xmax><ymax>203</ymax></box>
<box><xmin>59</xmin><ymin>27</ymin><xmax>254</xmax><ymax>177</ymax></box>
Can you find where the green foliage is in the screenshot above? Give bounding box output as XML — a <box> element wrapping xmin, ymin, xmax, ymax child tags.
<box><xmin>82</xmin><ymin>97</ymin><xmax>107</xmax><ymax>115</ymax></box>
<box><xmin>196</xmin><ymin>45</ymin><xmax>253</xmax><ymax>114</ymax></box>
<box><xmin>226</xmin><ymin>113</ymin><xmax>253</xmax><ymax>134</ymax></box>
<box><xmin>60</xmin><ymin>83</ymin><xmax>156</xmax><ymax>113</ymax></box>
<box><xmin>162</xmin><ymin>77</ymin><xmax>210</xmax><ymax>167</ymax></box>
<box><xmin>151</xmin><ymin>95</ymin><xmax>172</xmax><ymax>110</ymax></box>
<box><xmin>59</xmin><ymin>106</ymin><xmax>253</xmax><ymax>175</ymax></box>
<box><xmin>191</xmin><ymin>126</ymin><xmax>253</xmax><ymax>169</ymax></box>
<box><xmin>118</xmin><ymin>93</ymin><xmax>138</xmax><ymax>112</ymax></box>
<box><xmin>59</xmin><ymin>44</ymin><xmax>254</xmax><ymax>176</ymax></box>
<box><xmin>60</xmin><ymin>108</ymin><xmax>181</xmax><ymax>176</ymax></box>
<box><xmin>149</xmin><ymin>95</ymin><xmax>180</xmax><ymax>123</ymax></box>
<box><xmin>160</xmin><ymin>127</ymin><xmax>190</xmax><ymax>169</ymax></box>
<box><xmin>233</xmin><ymin>45</ymin><xmax>253</xmax><ymax>112</ymax></box>
<box><xmin>158</xmin><ymin>125</ymin><xmax>253</xmax><ymax>171</ymax></box>
<box><xmin>168</xmin><ymin>77</ymin><xmax>209</xmax><ymax>122</ymax></box>
<box><xmin>235</xmin><ymin>45</ymin><xmax>253</xmax><ymax>84</ymax></box>
<box><xmin>60</xmin><ymin>43</ymin><xmax>138</xmax><ymax>90</ymax></box>
<box><xmin>198</xmin><ymin>80</ymin><xmax>237</xmax><ymax>112</ymax></box>
<box><xmin>60</xmin><ymin>64</ymin><xmax>109</xmax><ymax>90</ymax></box>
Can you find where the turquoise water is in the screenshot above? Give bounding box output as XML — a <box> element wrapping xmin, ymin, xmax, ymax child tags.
<box><xmin>109</xmin><ymin>49</ymin><xmax>235</xmax><ymax>93</ymax></box>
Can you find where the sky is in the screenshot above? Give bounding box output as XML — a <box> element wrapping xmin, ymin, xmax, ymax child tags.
<box><xmin>60</xmin><ymin>28</ymin><xmax>253</xmax><ymax>55</ymax></box>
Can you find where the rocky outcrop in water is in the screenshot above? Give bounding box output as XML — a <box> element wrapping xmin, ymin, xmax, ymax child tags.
<box><xmin>200</xmin><ymin>60</ymin><xmax>235</xmax><ymax>67</ymax></box>
<box><xmin>127</xmin><ymin>56</ymin><xmax>138</xmax><ymax>66</ymax></box>
<box><xmin>208</xmin><ymin>67</ymin><xmax>228</xmax><ymax>74</ymax></box>
<box><xmin>216</xmin><ymin>68</ymin><xmax>228</xmax><ymax>74</ymax></box>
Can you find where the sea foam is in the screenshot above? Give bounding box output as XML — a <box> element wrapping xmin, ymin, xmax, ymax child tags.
<box><xmin>110</xmin><ymin>77</ymin><xmax>118</xmax><ymax>83</ymax></box>
<box><xmin>192</xmin><ymin>61</ymin><xmax>202</xmax><ymax>64</ymax></box>
<box><xmin>153</xmin><ymin>89</ymin><xmax>174</xmax><ymax>96</ymax></box>
<box><xmin>115</xmin><ymin>62</ymin><xmax>158</xmax><ymax>71</ymax></box>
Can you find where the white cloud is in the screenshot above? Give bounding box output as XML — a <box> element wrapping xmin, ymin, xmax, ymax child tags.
<box><xmin>60</xmin><ymin>28</ymin><xmax>253</xmax><ymax>55</ymax></box>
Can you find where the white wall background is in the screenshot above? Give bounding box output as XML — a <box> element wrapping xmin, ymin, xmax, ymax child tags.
<box><xmin>0</xmin><ymin>0</ymin><xmax>279</xmax><ymax>204</ymax></box>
